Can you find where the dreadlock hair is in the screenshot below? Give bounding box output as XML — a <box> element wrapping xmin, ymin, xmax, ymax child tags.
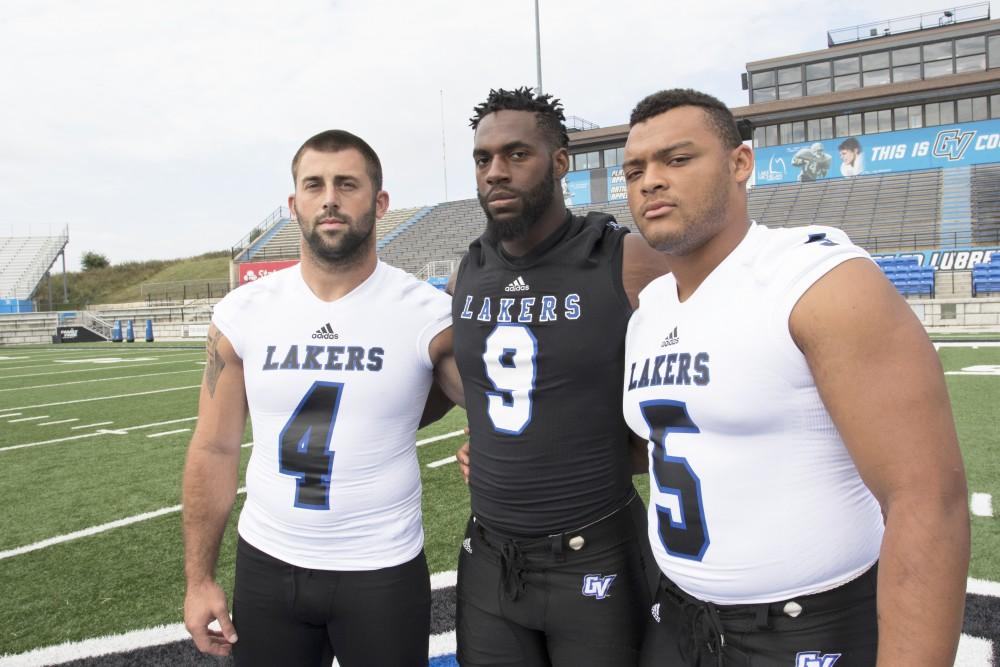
<box><xmin>470</xmin><ymin>87</ymin><xmax>569</xmax><ymax>151</ymax></box>
<box><xmin>630</xmin><ymin>89</ymin><xmax>742</xmax><ymax>150</ymax></box>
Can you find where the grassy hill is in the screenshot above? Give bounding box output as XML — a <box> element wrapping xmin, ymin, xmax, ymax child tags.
<box><xmin>33</xmin><ymin>251</ymin><xmax>231</xmax><ymax>309</ymax></box>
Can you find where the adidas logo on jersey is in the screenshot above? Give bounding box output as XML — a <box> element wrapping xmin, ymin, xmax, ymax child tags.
<box><xmin>312</xmin><ymin>323</ymin><xmax>339</xmax><ymax>340</ymax></box>
<box><xmin>650</xmin><ymin>602</ymin><xmax>661</xmax><ymax>623</ymax></box>
<box><xmin>660</xmin><ymin>326</ymin><xmax>679</xmax><ymax>347</ymax></box>
<box><xmin>462</xmin><ymin>538</ymin><xmax>472</xmax><ymax>554</ymax></box>
<box><xmin>504</xmin><ymin>276</ymin><xmax>530</xmax><ymax>292</ymax></box>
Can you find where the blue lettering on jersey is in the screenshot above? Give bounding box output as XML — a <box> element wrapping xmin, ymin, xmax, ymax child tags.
<box><xmin>498</xmin><ymin>298</ymin><xmax>515</xmax><ymax>323</ymax></box>
<box><xmin>628</xmin><ymin>352</ymin><xmax>710</xmax><ymax>390</ymax></box>
<box><xmin>458</xmin><ymin>294</ymin><xmax>582</xmax><ymax>324</ymax></box>
<box><xmin>461</xmin><ymin>295</ymin><xmax>475</xmax><ymax>319</ymax></box>
<box><xmin>518</xmin><ymin>297</ymin><xmax>536</xmax><ymax>323</ymax></box>
<box><xmin>261</xmin><ymin>344</ymin><xmax>385</xmax><ymax>373</ymax></box>
<box><xmin>564</xmin><ymin>294</ymin><xmax>581</xmax><ymax>320</ymax></box>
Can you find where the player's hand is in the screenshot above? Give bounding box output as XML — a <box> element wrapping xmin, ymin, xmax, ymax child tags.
<box><xmin>184</xmin><ymin>580</ymin><xmax>238</xmax><ymax>656</ymax></box>
<box><xmin>456</xmin><ymin>428</ymin><xmax>470</xmax><ymax>484</ymax></box>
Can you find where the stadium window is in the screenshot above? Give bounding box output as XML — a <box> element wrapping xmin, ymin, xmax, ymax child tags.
<box><xmin>940</xmin><ymin>100</ymin><xmax>955</xmax><ymax>124</ymax></box>
<box><xmin>878</xmin><ymin>109</ymin><xmax>892</xmax><ymax>133</ymax></box>
<box><xmin>848</xmin><ymin>114</ymin><xmax>862</xmax><ymax>135</ymax></box>
<box><xmin>894</xmin><ymin>107</ymin><xmax>909</xmax><ymax>130</ymax></box>
<box><xmin>990</xmin><ymin>35</ymin><xmax>1000</xmax><ymax>68</ymax></box>
<box><xmin>834</xmin><ymin>115</ymin><xmax>851</xmax><ymax>138</ymax></box>
<box><xmin>792</xmin><ymin>121</ymin><xmax>806</xmax><ymax>143</ymax></box>
<box><xmin>779</xmin><ymin>82</ymin><xmax>803</xmax><ymax>99</ymax></box>
<box><xmin>806</xmin><ymin>78</ymin><xmax>832</xmax><ymax>95</ymax></box>
<box><xmin>834</xmin><ymin>74</ymin><xmax>860</xmax><ymax>91</ymax></box>
<box><xmin>753</xmin><ymin>127</ymin><xmax>765</xmax><ymax>148</ymax></box>
<box><xmin>892</xmin><ymin>46</ymin><xmax>920</xmax><ymax>66</ymax></box>
<box><xmin>972</xmin><ymin>97</ymin><xmax>988</xmax><ymax>121</ymax></box>
<box><xmin>863</xmin><ymin>69</ymin><xmax>891</xmax><ymax>87</ymax></box>
<box><xmin>751</xmin><ymin>71</ymin><xmax>775</xmax><ymax>88</ymax></box>
<box><xmin>892</xmin><ymin>64</ymin><xmax>922</xmax><ymax>82</ymax></box>
<box><xmin>925</xmin><ymin>102</ymin><xmax>940</xmax><ymax>126</ymax></box>
<box><xmin>956</xmin><ymin>54</ymin><xmax>986</xmax><ymax>73</ymax></box>
<box><xmin>923</xmin><ymin>41</ymin><xmax>953</xmax><ymax>78</ymax></box>
<box><xmin>908</xmin><ymin>105</ymin><xmax>923</xmax><ymax>128</ymax></box>
<box><xmin>957</xmin><ymin>99</ymin><xmax>972</xmax><ymax>122</ymax></box>
<box><xmin>778</xmin><ymin>66</ymin><xmax>801</xmax><ymax>84</ymax></box>
<box><xmin>805</xmin><ymin>61</ymin><xmax>831</xmax><ymax>80</ymax></box>
<box><xmin>991</xmin><ymin>94</ymin><xmax>1000</xmax><ymax>119</ymax></box>
<box><xmin>862</xmin><ymin>51</ymin><xmax>889</xmax><ymax>71</ymax></box>
<box><xmin>765</xmin><ymin>124</ymin><xmax>779</xmax><ymax>146</ymax></box>
<box><xmin>955</xmin><ymin>36</ymin><xmax>985</xmax><ymax>57</ymax></box>
<box><xmin>806</xmin><ymin>118</ymin><xmax>821</xmax><ymax>140</ymax></box>
<box><xmin>753</xmin><ymin>86</ymin><xmax>777</xmax><ymax>103</ymax></box>
<box><xmin>779</xmin><ymin>123</ymin><xmax>793</xmax><ymax>144</ymax></box>
<box><xmin>581</xmin><ymin>151</ymin><xmax>600</xmax><ymax>170</ymax></box>
<box><xmin>833</xmin><ymin>56</ymin><xmax>859</xmax><ymax>75</ymax></box>
<box><xmin>603</xmin><ymin>147</ymin><xmax>624</xmax><ymax>167</ymax></box>
<box><xmin>863</xmin><ymin>111</ymin><xmax>878</xmax><ymax>134</ymax></box>
<box><xmin>820</xmin><ymin>117</ymin><xmax>834</xmax><ymax>139</ymax></box>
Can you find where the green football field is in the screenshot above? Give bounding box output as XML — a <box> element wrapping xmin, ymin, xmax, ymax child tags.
<box><xmin>0</xmin><ymin>342</ymin><xmax>997</xmax><ymax>661</ymax></box>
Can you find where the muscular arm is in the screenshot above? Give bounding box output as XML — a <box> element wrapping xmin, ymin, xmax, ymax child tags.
<box><xmin>621</xmin><ymin>232</ymin><xmax>671</xmax><ymax>310</ymax></box>
<box><xmin>790</xmin><ymin>258</ymin><xmax>969</xmax><ymax>667</ymax></box>
<box><xmin>419</xmin><ymin>326</ymin><xmax>465</xmax><ymax>429</ymax></box>
<box><xmin>182</xmin><ymin>325</ymin><xmax>248</xmax><ymax>655</ymax></box>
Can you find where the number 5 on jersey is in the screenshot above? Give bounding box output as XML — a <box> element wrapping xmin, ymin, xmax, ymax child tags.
<box><xmin>484</xmin><ymin>324</ymin><xmax>537</xmax><ymax>435</ymax></box>
<box><xmin>640</xmin><ymin>400</ymin><xmax>710</xmax><ymax>561</ymax></box>
<box><xmin>279</xmin><ymin>381</ymin><xmax>343</xmax><ymax>510</ymax></box>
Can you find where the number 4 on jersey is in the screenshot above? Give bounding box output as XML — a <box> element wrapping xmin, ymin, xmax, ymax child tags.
<box><xmin>640</xmin><ymin>400</ymin><xmax>710</xmax><ymax>561</ymax></box>
<box><xmin>279</xmin><ymin>381</ymin><xmax>343</xmax><ymax>510</ymax></box>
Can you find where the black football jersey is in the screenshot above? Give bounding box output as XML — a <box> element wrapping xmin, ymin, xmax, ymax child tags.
<box><xmin>453</xmin><ymin>212</ymin><xmax>634</xmax><ymax>535</ymax></box>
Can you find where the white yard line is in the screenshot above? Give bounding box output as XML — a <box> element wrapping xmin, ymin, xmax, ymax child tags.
<box><xmin>0</xmin><ymin>358</ymin><xmax>203</xmax><ymax>380</ymax></box>
<box><xmin>971</xmin><ymin>493</ymin><xmax>994</xmax><ymax>518</ymax></box>
<box><xmin>968</xmin><ymin>577</ymin><xmax>1000</xmax><ymax>597</ymax></box>
<box><xmin>38</xmin><ymin>419</ymin><xmax>80</xmax><ymax>426</ymax></box>
<box><xmin>0</xmin><ymin>432</ymin><xmax>105</xmax><ymax>454</ymax></box>
<box><xmin>0</xmin><ymin>412</ymin><xmax>22</xmax><ymax>418</ymax></box>
<box><xmin>0</xmin><ymin>369</ymin><xmax>202</xmax><ymax>393</ymax></box>
<box><xmin>427</xmin><ymin>455</ymin><xmax>457</xmax><ymax>468</ymax></box>
<box><xmin>71</xmin><ymin>421</ymin><xmax>114</xmax><ymax>430</ymax></box>
<box><xmin>147</xmin><ymin>429</ymin><xmax>191</xmax><ymax>438</ymax></box>
<box><xmin>1</xmin><ymin>417</ymin><xmax>198</xmax><ymax>453</ymax></box>
<box><xmin>5</xmin><ymin>385</ymin><xmax>200</xmax><ymax>411</ymax></box>
<box><xmin>416</xmin><ymin>430</ymin><xmax>465</xmax><ymax>447</ymax></box>
<box><xmin>0</xmin><ymin>487</ymin><xmax>247</xmax><ymax>562</ymax></box>
<box><xmin>9</xmin><ymin>415</ymin><xmax>48</xmax><ymax>423</ymax></box>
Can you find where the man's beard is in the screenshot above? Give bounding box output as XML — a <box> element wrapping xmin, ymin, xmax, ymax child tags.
<box><xmin>478</xmin><ymin>164</ymin><xmax>557</xmax><ymax>244</ymax></box>
<box><xmin>297</xmin><ymin>202</ymin><xmax>376</xmax><ymax>267</ymax></box>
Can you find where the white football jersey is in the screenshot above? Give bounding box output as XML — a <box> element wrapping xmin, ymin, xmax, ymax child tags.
<box><xmin>212</xmin><ymin>261</ymin><xmax>451</xmax><ymax>570</ymax></box>
<box><xmin>623</xmin><ymin>223</ymin><xmax>884</xmax><ymax>604</ymax></box>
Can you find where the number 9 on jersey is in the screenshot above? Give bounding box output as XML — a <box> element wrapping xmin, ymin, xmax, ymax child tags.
<box><xmin>483</xmin><ymin>324</ymin><xmax>537</xmax><ymax>435</ymax></box>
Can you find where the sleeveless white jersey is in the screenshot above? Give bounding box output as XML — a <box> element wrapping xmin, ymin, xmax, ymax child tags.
<box><xmin>212</xmin><ymin>261</ymin><xmax>451</xmax><ymax>570</ymax></box>
<box><xmin>623</xmin><ymin>223</ymin><xmax>884</xmax><ymax>604</ymax></box>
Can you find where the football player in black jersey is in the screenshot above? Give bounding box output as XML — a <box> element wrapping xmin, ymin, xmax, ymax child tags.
<box><xmin>450</xmin><ymin>87</ymin><xmax>669</xmax><ymax>667</ymax></box>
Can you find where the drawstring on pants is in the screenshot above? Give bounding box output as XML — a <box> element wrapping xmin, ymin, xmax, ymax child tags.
<box><xmin>499</xmin><ymin>541</ymin><xmax>526</xmax><ymax>601</ymax></box>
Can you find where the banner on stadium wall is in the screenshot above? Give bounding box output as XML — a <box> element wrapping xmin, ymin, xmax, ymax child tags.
<box><xmin>238</xmin><ymin>259</ymin><xmax>299</xmax><ymax>285</ymax></box>
<box><xmin>607</xmin><ymin>168</ymin><xmax>627</xmax><ymax>201</ymax></box>
<box><xmin>872</xmin><ymin>247</ymin><xmax>999</xmax><ymax>269</ymax></box>
<box><xmin>562</xmin><ymin>172</ymin><xmax>591</xmax><ymax>206</ymax></box>
<box><xmin>754</xmin><ymin>118</ymin><xmax>1000</xmax><ymax>185</ymax></box>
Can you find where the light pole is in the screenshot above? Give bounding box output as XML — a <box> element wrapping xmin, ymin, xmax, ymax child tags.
<box><xmin>534</xmin><ymin>0</ymin><xmax>543</xmax><ymax>95</ymax></box>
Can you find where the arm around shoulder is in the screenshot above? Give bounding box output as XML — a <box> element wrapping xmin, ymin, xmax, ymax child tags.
<box><xmin>790</xmin><ymin>258</ymin><xmax>969</xmax><ymax>667</ymax></box>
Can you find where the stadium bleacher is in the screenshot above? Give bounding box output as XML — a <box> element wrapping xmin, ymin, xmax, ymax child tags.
<box><xmin>972</xmin><ymin>254</ymin><xmax>1000</xmax><ymax>297</ymax></box>
<box><xmin>0</xmin><ymin>228</ymin><xmax>69</xmax><ymax>304</ymax></box>
<box><xmin>875</xmin><ymin>256</ymin><xmax>935</xmax><ymax>298</ymax></box>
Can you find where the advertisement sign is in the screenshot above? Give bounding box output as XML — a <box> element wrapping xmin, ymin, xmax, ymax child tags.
<box><xmin>562</xmin><ymin>171</ymin><xmax>591</xmax><ymax>206</ymax></box>
<box><xmin>238</xmin><ymin>260</ymin><xmax>299</xmax><ymax>286</ymax></box>
<box><xmin>754</xmin><ymin>118</ymin><xmax>1000</xmax><ymax>185</ymax></box>
<box><xmin>872</xmin><ymin>247</ymin><xmax>998</xmax><ymax>269</ymax></box>
<box><xmin>607</xmin><ymin>167</ymin><xmax>627</xmax><ymax>201</ymax></box>
<box><xmin>56</xmin><ymin>326</ymin><xmax>107</xmax><ymax>343</ymax></box>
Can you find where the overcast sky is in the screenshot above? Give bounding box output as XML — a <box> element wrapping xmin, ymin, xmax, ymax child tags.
<box><xmin>0</xmin><ymin>0</ymin><xmax>975</xmax><ymax>270</ymax></box>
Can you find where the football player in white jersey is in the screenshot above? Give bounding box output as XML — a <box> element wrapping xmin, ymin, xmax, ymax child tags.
<box><xmin>182</xmin><ymin>130</ymin><xmax>463</xmax><ymax>666</ymax></box>
<box><xmin>621</xmin><ymin>89</ymin><xmax>969</xmax><ymax>666</ymax></box>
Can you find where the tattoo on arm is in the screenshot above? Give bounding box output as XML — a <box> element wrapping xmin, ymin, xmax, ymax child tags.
<box><xmin>204</xmin><ymin>329</ymin><xmax>226</xmax><ymax>398</ymax></box>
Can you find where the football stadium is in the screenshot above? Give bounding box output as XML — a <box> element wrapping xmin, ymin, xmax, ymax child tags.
<box><xmin>2</xmin><ymin>4</ymin><xmax>1000</xmax><ymax>666</ymax></box>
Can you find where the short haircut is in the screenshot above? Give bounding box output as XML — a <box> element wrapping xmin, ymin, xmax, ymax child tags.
<box><xmin>291</xmin><ymin>130</ymin><xmax>383</xmax><ymax>191</ymax></box>
<box><xmin>629</xmin><ymin>88</ymin><xmax>742</xmax><ymax>149</ymax></box>
<box><xmin>470</xmin><ymin>87</ymin><xmax>569</xmax><ymax>150</ymax></box>
<box><xmin>838</xmin><ymin>137</ymin><xmax>861</xmax><ymax>152</ymax></box>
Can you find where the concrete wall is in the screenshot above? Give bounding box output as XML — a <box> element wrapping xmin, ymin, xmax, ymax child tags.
<box><xmin>909</xmin><ymin>297</ymin><xmax>1000</xmax><ymax>332</ymax></box>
